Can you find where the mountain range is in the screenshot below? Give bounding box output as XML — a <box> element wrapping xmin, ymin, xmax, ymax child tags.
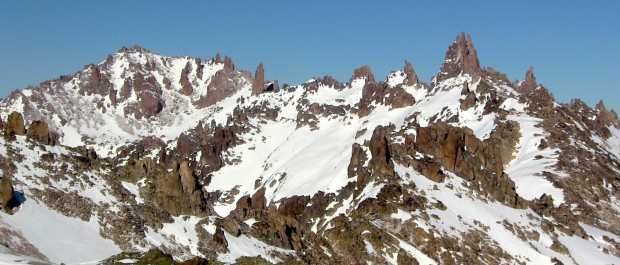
<box><xmin>0</xmin><ymin>32</ymin><xmax>619</xmax><ymax>264</ymax></box>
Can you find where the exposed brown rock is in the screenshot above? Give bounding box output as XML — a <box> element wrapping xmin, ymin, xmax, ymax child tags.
<box><xmin>223</xmin><ymin>56</ymin><xmax>235</xmax><ymax>71</ymax></box>
<box><xmin>109</xmin><ymin>89</ymin><xmax>118</xmax><ymax>106</ymax></box>
<box><xmin>0</xmin><ymin>176</ymin><xmax>15</xmax><ymax>211</ymax></box>
<box><xmin>516</xmin><ymin>66</ymin><xmax>537</xmax><ymax>93</ymax></box>
<box><xmin>415</xmin><ymin>122</ymin><xmax>522</xmax><ymax>207</ymax></box>
<box><xmin>252</xmin><ymin>63</ymin><xmax>265</xmax><ymax>95</ymax></box>
<box><xmin>26</xmin><ymin>120</ymin><xmax>52</xmax><ymax>145</ymax></box>
<box><xmin>403</xmin><ymin>60</ymin><xmax>420</xmax><ymax>86</ymax></box>
<box><xmin>176</xmin><ymin>133</ymin><xmax>193</xmax><ymax>158</ymax></box>
<box><xmin>137</xmin><ymin>73</ymin><xmax>164</xmax><ymax>118</ymax></box>
<box><xmin>595</xmin><ymin>100</ymin><xmax>619</xmax><ymax>127</ymax></box>
<box><xmin>368</xmin><ymin>126</ymin><xmax>395</xmax><ymax>181</ymax></box>
<box><xmin>79</xmin><ymin>64</ymin><xmax>113</xmax><ymax>97</ymax></box>
<box><xmin>358</xmin><ymin>82</ymin><xmax>415</xmax><ymax>117</ymax></box>
<box><xmin>214</xmin><ymin>53</ymin><xmax>222</xmax><ymax>64</ymax></box>
<box><xmin>180</xmin><ymin>62</ymin><xmax>194</xmax><ymax>96</ymax></box>
<box><xmin>179</xmin><ymin>160</ymin><xmax>196</xmax><ymax>193</ymax></box>
<box><xmin>460</xmin><ymin>81</ymin><xmax>477</xmax><ymax>110</ymax></box>
<box><xmin>347</xmin><ymin>143</ymin><xmax>369</xmax><ymax>182</ymax></box>
<box><xmin>530</xmin><ymin>194</ymin><xmax>554</xmax><ymax>217</ymax></box>
<box><xmin>397</xmin><ymin>248</ymin><xmax>419</xmax><ymax>265</ymax></box>
<box><xmin>212</xmin><ymin>225</ymin><xmax>228</xmax><ymax>250</ymax></box>
<box><xmin>5</xmin><ymin>112</ymin><xmax>26</xmax><ymax>136</ymax></box>
<box><xmin>351</xmin><ymin>65</ymin><xmax>376</xmax><ymax>84</ymax></box>
<box><xmin>200</xmin><ymin>59</ymin><xmax>246</xmax><ymax>107</ymax></box>
<box><xmin>437</xmin><ymin>32</ymin><xmax>484</xmax><ymax>82</ymax></box>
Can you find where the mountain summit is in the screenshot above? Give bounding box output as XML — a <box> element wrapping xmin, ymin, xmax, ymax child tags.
<box><xmin>437</xmin><ymin>32</ymin><xmax>484</xmax><ymax>82</ymax></box>
<box><xmin>0</xmin><ymin>33</ymin><xmax>619</xmax><ymax>264</ymax></box>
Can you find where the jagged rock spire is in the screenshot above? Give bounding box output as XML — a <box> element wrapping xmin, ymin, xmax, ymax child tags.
<box><xmin>437</xmin><ymin>32</ymin><xmax>484</xmax><ymax>82</ymax></box>
<box><xmin>223</xmin><ymin>56</ymin><xmax>235</xmax><ymax>71</ymax></box>
<box><xmin>252</xmin><ymin>63</ymin><xmax>265</xmax><ymax>95</ymax></box>
<box><xmin>350</xmin><ymin>65</ymin><xmax>376</xmax><ymax>84</ymax></box>
<box><xmin>403</xmin><ymin>60</ymin><xmax>419</xmax><ymax>86</ymax></box>
<box><xmin>214</xmin><ymin>53</ymin><xmax>222</xmax><ymax>64</ymax></box>
<box><xmin>596</xmin><ymin>100</ymin><xmax>619</xmax><ymax>126</ymax></box>
<box><xmin>516</xmin><ymin>66</ymin><xmax>537</xmax><ymax>93</ymax></box>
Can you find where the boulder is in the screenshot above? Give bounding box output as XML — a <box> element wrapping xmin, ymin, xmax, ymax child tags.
<box><xmin>26</xmin><ymin>120</ymin><xmax>52</xmax><ymax>145</ymax></box>
<box><xmin>6</xmin><ymin>112</ymin><xmax>26</xmax><ymax>136</ymax></box>
<box><xmin>0</xmin><ymin>176</ymin><xmax>15</xmax><ymax>211</ymax></box>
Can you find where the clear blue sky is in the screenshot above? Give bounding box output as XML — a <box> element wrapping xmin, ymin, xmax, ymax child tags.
<box><xmin>1</xmin><ymin>2</ymin><xmax>619</xmax><ymax>110</ymax></box>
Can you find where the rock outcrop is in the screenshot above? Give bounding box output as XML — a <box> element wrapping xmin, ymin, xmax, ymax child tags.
<box><xmin>179</xmin><ymin>62</ymin><xmax>193</xmax><ymax>96</ymax></box>
<box><xmin>516</xmin><ymin>66</ymin><xmax>537</xmax><ymax>94</ymax></box>
<box><xmin>26</xmin><ymin>120</ymin><xmax>53</xmax><ymax>145</ymax></box>
<box><xmin>0</xmin><ymin>176</ymin><xmax>15</xmax><ymax>212</ymax></box>
<box><xmin>358</xmin><ymin>81</ymin><xmax>415</xmax><ymax>117</ymax></box>
<box><xmin>415</xmin><ymin>122</ymin><xmax>522</xmax><ymax>207</ymax></box>
<box><xmin>368</xmin><ymin>125</ymin><xmax>395</xmax><ymax>181</ymax></box>
<box><xmin>403</xmin><ymin>60</ymin><xmax>420</xmax><ymax>86</ymax></box>
<box><xmin>200</xmin><ymin>56</ymin><xmax>247</xmax><ymax>107</ymax></box>
<box><xmin>351</xmin><ymin>65</ymin><xmax>376</xmax><ymax>84</ymax></box>
<box><xmin>5</xmin><ymin>112</ymin><xmax>26</xmax><ymax>136</ymax></box>
<box><xmin>437</xmin><ymin>32</ymin><xmax>484</xmax><ymax>82</ymax></box>
<box><xmin>252</xmin><ymin>63</ymin><xmax>265</xmax><ymax>95</ymax></box>
<box><xmin>595</xmin><ymin>100</ymin><xmax>619</xmax><ymax>127</ymax></box>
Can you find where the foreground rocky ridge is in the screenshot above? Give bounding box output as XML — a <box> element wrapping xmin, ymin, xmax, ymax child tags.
<box><xmin>0</xmin><ymin>33</ymin><xmax>619</xmax><ymax>264</ymax></box>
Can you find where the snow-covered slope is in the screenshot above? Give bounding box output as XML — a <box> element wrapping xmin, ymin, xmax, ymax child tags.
<box><xmin>0</xmin><ymin>46</ymin><xmax>248</xmax><ymax>157</ymax></box>
<box><xmin>0</xmin><ymin>33</ymin><xmax>619</xmax><ymax>264</ymax></box>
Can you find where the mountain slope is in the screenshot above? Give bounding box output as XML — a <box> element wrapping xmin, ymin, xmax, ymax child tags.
<box><xmin>0</xmin><ymin>33</ymin><xmax>619</xmax><ymax>264</ymax></box>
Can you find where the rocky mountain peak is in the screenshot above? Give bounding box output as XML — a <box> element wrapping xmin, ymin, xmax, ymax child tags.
<box><xmin>252</xmin><ymin>63</ymin><xmax>265</xmax><ymax>95</ymax></box>
<box><xmin>403</xmin><ymin>60</ymin><xmax>419</xmax><ymax>86</ymax></box>
<box><xmin>437</xmin><ymin>32</ymin><xmax>484</xmax><ymax>82</ymax></box>
<box><xmin>2</xmin><ymin>34</ymin><xmax>620</xmax><ymax>264</ymax></box>
<box><xmin>117</xmin><ymin>44</ymin><xmax>153</xmax><ymax>55</ymax></box>
<box><xmin>214</xmin><ymin>53</ymin><xmax>222</xmax><ymax>64</ymax></box>
<box><xmin>516</xmin><ymin>66</ymin><xmax>538</xmax><ymax>93</ymax></box>
<box><xmin>223</xmin><ymin>56</ymin><xmax>235</xmax><ymax>71</ymax></box>
<box><xmin>350</xmin><ymin>65</ymin><xmax>376</xmax><ymax>84</ymax></box>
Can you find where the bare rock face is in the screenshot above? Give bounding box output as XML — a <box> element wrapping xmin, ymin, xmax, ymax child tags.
<box><xmin>0</xmin><ymin>176</ymin><xmax>15</xmax><ymax>212</ymax></box>
<box><xmin>79</xmin><ymin>64</ymin><xmax>113</xmax><ymax>97</ymax></box>
<box><xmin>120</xmin><ymin>72</ymin><xmax>164</xmax><ymax>119</ymax></box>
<box><xmin>403</xmin><ymin>60</ymin><xmax>420</xmax><ymax>86</ymax></box>
<box><xmin>199</xmin><ymin>56</ymin><xmax>246</xmax><ymax>107</ymax></box>
<box><xmin>26</xmin><ymin>120</ymin><xmax>52</xmax><ymax>145</ymax></box>
<box><xmin>348</xmin><ymin>143</ymin><xmax>371</xmax><ymax>187</ymax></box>
<box><xmin>460</xmin><ymin>82</ymin><xmax>477</xmax><ymax>110</ymax></box>
<box><xmin>368</xmin><ymin>126</ymin><xmax>395</xmax><ymax>181</ymax></box>
<box><xmin>358</xmin><ymin>82</ymin><xmax>415</xmax><ymax>117</ymax></box>
<box><xmin>252</xmin><ymin>63</ymin><xmax>265</xmax><ymax>95</ymax></box>
<box><xmin>223</xmin><ymin>56</ymin><xmax>235</xmax><ymax>72</ymax></box>
<box><xmin>351</xmin><ymin>65</ymin><xmax>376</xmax><ymax>84</ymax></box>
<box><xmin>516</xmin><ymin>66</ymin><xmax>537</xmax><ymax>94</ymax></box>
<box><xmin>179</xmin><ymin>160</ymin><xmax>196</xmax><ymax>193</ymax></box>
<box><xmin>437</xmin><ymin>32</ymin><xmax>484</xmax><ymax>82</ymax></box>
<box><xmin>415</xmin><ymin>122</ymin><xmax>522</xmax><ymax>207</ymax></box>
<box><xmin>179</xmin><ymin>62</ymin><xmax>194</xmax><ymax>96</ymax></box>
<box><xmin>5</xmin><ymin>112</ymin><xmax>26</xmax><ymax>136</ymax></box>
<box><xmin>397</xmin><ymin>248</ymin><xmax>419</xmax><ymax>265</ymax></box>
<box><xmin>214</xmin><ymin>53</ymin><xmax>222</xmax><ymax>64</ymax></box>
<box><xmin>136</xmin><ymin>73</ymin><xmax>164</xmax><ymax>118</ymax></box>
<box><xmin>595</xmin><ymin>100</ymin><xmax>619</xmax><ymax>127</ymax></box>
